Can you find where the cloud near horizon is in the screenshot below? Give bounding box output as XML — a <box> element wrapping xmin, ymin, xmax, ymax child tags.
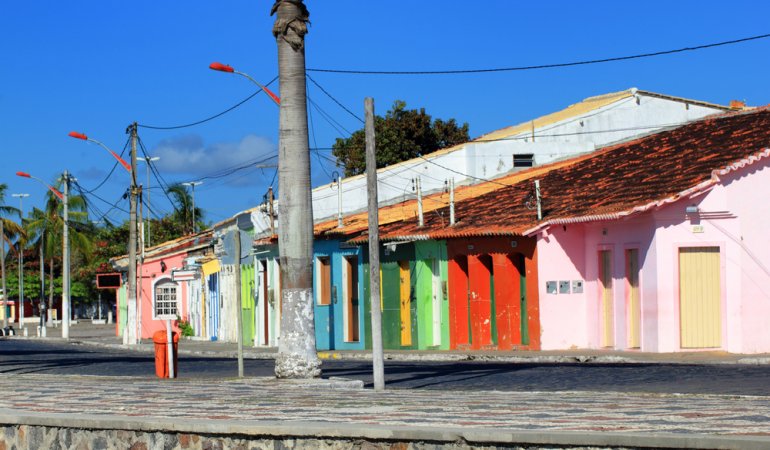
<box><xmin>153</xmin><ymin>134</ymin><xmax>277</xmax><ymax>186</ymax></box>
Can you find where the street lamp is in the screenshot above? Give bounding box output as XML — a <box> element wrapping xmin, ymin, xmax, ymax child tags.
<box><xmin>16</xmin><ymin>171</ymin><xmax>65</xmax><ymax>334</ymax></box>
<box><xmin>11</xmin><ymin>193</ymin><xmax>29</xmax><ymax>330</ymax></box>
<box><xmin>181</xmin><ymin>181</ymin><xmax>203</xmax><ymax>233</ymax></box>
<box><xmin>137</xmin><ymin>156</ymin><xmax>160</xmax><ymax>247</ymax></box>
<box><xmin>68</xmin><ymin>132</ymin><xmax>131</xmax><ymax>173</ymax></box>
<box><xmin>209</xmin><ymin>62</ymin><xmax>281</xmax><ymax>106</ymax></box>
<box><xmin>70</xmin><ymin>128</ymin><xmax>139</xmax><ymax>345</ymax></box>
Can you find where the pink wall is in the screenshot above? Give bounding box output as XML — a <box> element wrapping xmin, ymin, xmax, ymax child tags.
<box><xmin>137</xmin><ymin>254</ymin><xmax>187</xmax><ymax>340</ymax></box>
<box><xmin>537</xmin><ymin>158</ymin><xmax>770</xmax><ymax>353</ymax></box>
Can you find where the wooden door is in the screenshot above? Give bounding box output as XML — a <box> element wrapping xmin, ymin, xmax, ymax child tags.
<box><xmin>599</xmin><ymin>250</ymin><xmax>614</xmax><ymax>348</ymax></box>
<box><xmin>344</xmin><ymin>255</ymin><xmax>360</xmax><ymax>342</ymax></box>
<box><xmin>626</xmin><ymin>249</ymin><xmax>641</xmax><ymax>348</ymax></box>
<box><xmin>679</xmin><ymin>247</ymin><xmax>721</xmax><ymax>348</ymax></box>
<box><xmin>399</xmin><ymin>260</ymin><xmax>412</xmax><ymax>347</ymax></box>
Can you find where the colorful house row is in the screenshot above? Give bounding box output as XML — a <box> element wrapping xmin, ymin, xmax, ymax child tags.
<box><xmin>114</xmin><ymin>91</ymin><xmax>770</xmax><ymax>355</ymax></box>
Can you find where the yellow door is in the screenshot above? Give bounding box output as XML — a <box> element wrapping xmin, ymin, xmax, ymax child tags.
<box><xmin>679</xmin><ymin>247</ymin><xmax>721</xmax><ymax>348</ymax></box>
<box><xmin>626</xmin><ymin>249</ymin><xmax>641</xmax><ymax>348</ymax></box>
<box><xmin>399</xmin><ymin>260</ymin><xmax>412</xmax><ymax>346</ymax></box>
<box><xmin>599</xmin><ymin>250</ymin><xmax>614</xmax><ymax>347</ymax></box>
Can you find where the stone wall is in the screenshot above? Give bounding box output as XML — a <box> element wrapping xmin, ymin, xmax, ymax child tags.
<box><xmin>0</xmin><ymin>425</ymin><xmax>628</xmax><ymax>450</ymax></box>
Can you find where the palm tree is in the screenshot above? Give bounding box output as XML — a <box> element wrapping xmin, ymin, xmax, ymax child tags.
<box><xmin>24</xmin><ymin>177</ymin><xmax>92</xmax><ymax>324</ymax></box>
<box><xmin>271</xmin><ymin>0</ymin><xmax>320</xmax><ymax>378</ymax></box>
<box><xmin>166</xmin><ymin>183</ymin><xmax>203</xmax><ymax>235</ymax></box>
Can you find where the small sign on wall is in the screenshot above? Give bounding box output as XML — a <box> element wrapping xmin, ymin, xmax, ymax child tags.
<box><xmin>546</xmin><ymin>281</ymin><xmax>557</xmax><ymax>294</ymax></box>
<box><xmin>692</xmin><ymin>225</ymin><xmax>705</xmax><ymax>233</ymax></box>
<box><xmin>572</xmin><ymin>280</ymin><xmax>584</xmax><ymax>294</ymax></box>
<box><xmin>559</xmin><ymin>281</ymin><xmax>570</xmax><ymax>294</ymax></box>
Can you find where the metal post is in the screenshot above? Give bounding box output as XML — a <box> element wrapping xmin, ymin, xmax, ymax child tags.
<box><xmin>137</xmin><ymin>186</ymin><xmax>144</xmax><ymax>344</ymax></box>
<box><xmin>138</xmin><ymin>156</ymin><xmax>159</xmax><ymax>246</ymax></box>
<box><xmin>182</xmin><ymin>181</ymin><xmax>203</xmax><ymax>234</ymax></box>
<box><xmin>365</xmin><ymin>97</ymin><xmax>385</xmax><ymax>391</ymax></box>
<box><xmin>416</xmin><ymin>177</ymin><xmax>423</xmax><ymax>227</ymax></box>
<box><xmin>449</xmin><ymin>178</ymin><xmax>456</xmax><ymax>226</ymax></box>
<box><xmin>166</xmin><ymin>318</ymin><xmax>175</xmax><ymax>378</ymax></box>
<box><xmin>126</xmin><ymin>124</ymin><xmax>139</xmax><ymax>345</ymax></box>
<box><xmin>62</xmin><ymin>172</ymin><xmax>70</xmax><ymax>339</ymax></box>
<box><xmin>267</xmin><ymin>187</ymin><xmax>275</xmax><ymax>236</ymax></box>
<box><xmin>235</xmin><ymin>228</ymin><xmax>244</xmax><ymax>377</ymax></box>
<box><xmin>1</xmin><ymin>219</ymin><xmax>6</xmax><ymax>330</ymax></box>
<box><xmin>336</xmin><ymin>175</ymin><xmax>343</xmax><ymax>228</ymax></box>
<box><xmin>13</xmin><ymin>193</ymin><xmax>29</xmax><ymax>329</ymax></box>
<box><xmin>535</xmin><ymin>179</ymin><xmax>543</xmax><ymax>221</ymax></box>
<box><xmin>39</xmin><ymin>227</ymin><xmax>45</xmax><ymax>332</ymax></box>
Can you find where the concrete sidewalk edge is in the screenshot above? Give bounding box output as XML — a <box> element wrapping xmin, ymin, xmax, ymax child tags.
<box><xmin>0</xmin><ymin>410</ymin><xmax>767</xmax><ymax>450</ymax></box>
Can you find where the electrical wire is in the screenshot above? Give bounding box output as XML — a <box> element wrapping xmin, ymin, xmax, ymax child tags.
<box><xmin>306</xmin><ymin>32</ymin><xmax>770</xmax><ymax>75</ymax></box>
<box><xmin>306</xmin><ymin>87</ymin><xmax>337</xmax><ymax>182</ymax></box>
<box><xmin>76</xmin><ymin>135</ymin><xmax>132</xmax><ymax>194</ymax></box>
<box><xmin>137</xmin><ymin>76</ymin><xmax>279</xmax><ymax>130</ymax></box>
<box><xmin>305</xmin><ymin>73</ymin><xmax>364</xmax><ymax>123</ymax></box>
<box><xmin>307</xmin><ymin>96</ymin><xmax>353</xmax><ymax>136</ymax></box>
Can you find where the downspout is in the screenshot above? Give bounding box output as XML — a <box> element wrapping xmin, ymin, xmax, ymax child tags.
<box><xmin>416</xmin><ymin>177</ymin><xmax>424</xmax><ymax>227</ymax></box>
<box><xmin>534</xmin><ymin>179</ymin><xmax>542</xmax><ymax>221</ymax></box>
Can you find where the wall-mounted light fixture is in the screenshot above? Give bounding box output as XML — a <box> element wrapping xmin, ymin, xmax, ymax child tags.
<box><xmin>685</xmin><ymin>205</ymin><xmax>699</xmax><ymax>214</ymax></box>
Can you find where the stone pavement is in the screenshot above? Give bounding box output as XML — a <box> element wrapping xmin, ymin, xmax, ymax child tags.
<box><xmin>0</xmin><ymin>374</ymin><xmax>769</xmax><ymax>448</ymax></box>
<box><xmin>4</xmin><ymin>321</ymin><xmax>770</xmax><ymax>448</ymax></box>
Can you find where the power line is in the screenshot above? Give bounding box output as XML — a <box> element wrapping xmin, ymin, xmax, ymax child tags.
<box><xmin>307</xmin><ymin>95</ymin><xmax>353</xmax><ymax>137</ymax></box>
<box><xmin>137</xmin><ymin>76</ymin><xmax>278</xmax><ymax>130</ymax></box>
<box><xmin>76</xmin><ymin>135</ymin><xmax>132</xmax><ymax>194</ymax></box>
<box><xmin>307</xmin><ymin>32</ymin><xmax>770</xmax><ymax>75</ymax></box>
<box><xmin>306</xmin><ymin>88</ymin><xmax>336</xmax><ymax>182</ymax></box>
<box><xmin>305</xmin><ymin>73</ymin><xmax>364</xmax><ymax>123</ymax></box>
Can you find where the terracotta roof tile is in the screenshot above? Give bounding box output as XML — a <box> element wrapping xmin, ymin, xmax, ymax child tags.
<box><xmin>364</xmin><ymin>107</ymin><xmax>770</xmax><ymax>242</ymax></box>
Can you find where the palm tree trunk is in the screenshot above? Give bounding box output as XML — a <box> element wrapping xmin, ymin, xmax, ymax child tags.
<box><xmin>272</xmin><ymin>0</ymin><xmax>320</xmax><ymax>378</ymax></box>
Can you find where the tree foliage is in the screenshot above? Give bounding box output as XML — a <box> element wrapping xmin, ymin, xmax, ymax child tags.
<box><xmin>332</xmin><ymin>100</ymin><xmax>470</xmax><ymax>177</ymax></box>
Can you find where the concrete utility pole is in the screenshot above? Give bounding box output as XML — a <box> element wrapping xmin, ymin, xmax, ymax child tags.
<box><xmin>272</xmin><ymin>0</ymin><xmax>321</xmax><ymax>378</ymax></box>
<box><xmin>12</xmin><ymin>193</ymin><xmax>29</xmax><ymax>330</ymax></box>
<box><xmin>235</xmin><ymin>228</ymin><xmax>244</xmax><ymax>378</ymax></box>
<box><xmin>365</xmin><ymin>97</ymin><xmax>385</xmax><ymax>391</ymax></box>
<box><xmin>126</xmin><ymin>124</ymin><xmax>139</xmax><ymax>345</ymax></box>
<box><xmin>62</xmin><ymin>171</ymin><xmax>70</xmax><ymax>339</ymax></box>
<box><xmin>1</xmin><ymin>219</ymin><xmax>7</xmax><ymax>330</ymax></box>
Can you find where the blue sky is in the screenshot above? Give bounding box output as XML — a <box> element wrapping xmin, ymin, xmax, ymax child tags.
<box><xmin>2</xmin><ymin>1</ymin><xmax>769</xmax><ymax>226</ymax></box>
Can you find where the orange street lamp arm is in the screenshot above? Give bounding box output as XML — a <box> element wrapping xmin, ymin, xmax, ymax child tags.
<box><xmin>16</xmin><ymin>171</ymin><xmax>64</xmax><ymax>201</ymax></box>
<box><xmin>68</xmin><ymin>131</ymin><xmax>132</xmax><ymax>172</ymax></box>
<box><xmin>209</xmin><ymin>62</ymin><xmax>281</xmax><ymax>106</ymax></box>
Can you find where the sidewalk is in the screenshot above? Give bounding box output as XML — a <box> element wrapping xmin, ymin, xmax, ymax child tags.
<box><xmin>12</xmin><ymin>320</ymin><xmax>770</xmax><ymax>365</ymax></box>
<box><xmin>4</xmin><ymin>321</ymin><xmax>770</xmax><ymax>448</ymax></box>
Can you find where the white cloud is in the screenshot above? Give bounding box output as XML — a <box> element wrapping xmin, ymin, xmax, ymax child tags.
<box><xmin>153</xmin><ymin>134</ymin><xmax>276</xmax><ymax>186</ymax></box>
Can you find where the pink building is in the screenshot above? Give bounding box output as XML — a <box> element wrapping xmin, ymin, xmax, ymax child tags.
<box><xmin>526</xmin><ymin>108</ymin><xmax>770</xmax><ymax>353</ymax></box>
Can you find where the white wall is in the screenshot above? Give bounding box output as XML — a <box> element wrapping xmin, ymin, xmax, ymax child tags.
<box><xmin>252</xmin><ymin>92</ymin><xmax>725</xmax><ymax>236</ymax></box>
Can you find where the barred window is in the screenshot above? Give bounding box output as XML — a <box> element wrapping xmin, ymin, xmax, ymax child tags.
<box><xmin>154</xmin><ymin>279</ymin><xmax>178</xmax><ymax>318</ymax></box>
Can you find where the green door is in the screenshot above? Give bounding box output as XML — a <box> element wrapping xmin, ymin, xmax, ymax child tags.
<box><xmin>241</xmin><ymin>264</ymin><xmax>255</xmax><ymax>346</ymax></box>
<box><xmin>381</xmin><ymin>261</ymin><xmax>402</xmax><ymax>349</ymax></box>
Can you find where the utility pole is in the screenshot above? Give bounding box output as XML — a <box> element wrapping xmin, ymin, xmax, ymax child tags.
<box><xmin>272</xmin><ymin>0</ymin><xmax>320</xmax><ymax>378</ymax></box>
<box><xmin>62</xmin><ymin>171</ymin><xmax>70</xmax><ymax>339</ymax></box>
<box><xmin>365</xmin><ymin>97</ymin><xmax>385</xmax><ymax>391</ymax></box>
<box><xmin>1</xmin><ymin>219</ymin><xmax>6</xmax><ymax>330</ymax></box>
<box><xmin>126</xmin><ymin>123</ymin><xmax>139</xmax><ymax>345</ymax></box>
<box><xmin>12</xmin><ymin>193</ymin><xmax>29</xmax><ymax>330</ymax></box>
<box><xmin>235</xmin><ymin>227</ymin><xmax>244</xmax><ymax>377</ymax></box>
<box><xmin>39</xmin><ymin>227</ymin><xmax>45</xmax><ymax>335</ymax></box>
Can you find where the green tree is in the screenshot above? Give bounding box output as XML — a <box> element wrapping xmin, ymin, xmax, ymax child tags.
<box><xmin>24</xmin><ymin>177</ymin><xmax>92</xmax><ymax>317</ymax></box>
<box><xmin>332</xmin><ymin>100</ymin><xmax>470</xmax><ymax>177</ymax></box>
<box><xmin>166</xmin><ymin>183</ymin><xmax>204</xmax><ymax>235</ymax></box>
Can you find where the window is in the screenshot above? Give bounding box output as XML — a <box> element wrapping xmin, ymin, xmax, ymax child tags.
<box><xmin>316</xmin><ymin>256</ymin><xmax>331</xmax><ymax>306</ymax></box>
<box><xmin>513</xmin><ymin>154</ymin><xmax>534</xmax><ymax>168</ymax></box>
<box><xmin>154</xmin><ymin>279</ymin><xmax>178</xmax><ymax>318</ymax></box>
